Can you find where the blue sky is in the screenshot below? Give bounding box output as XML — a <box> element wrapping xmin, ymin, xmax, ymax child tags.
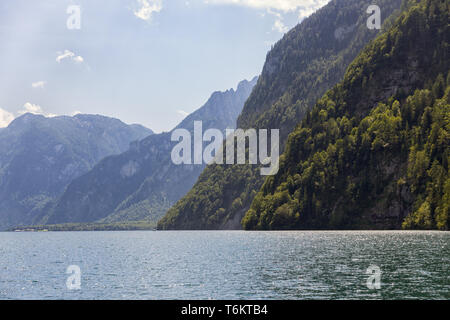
<box><xmin>0</xmin><ymin>0</ymin><xmax>328</xmax><ymax>132</ymax></box>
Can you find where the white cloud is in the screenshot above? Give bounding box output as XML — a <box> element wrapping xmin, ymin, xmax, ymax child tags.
<box><xmin>204</xmin><ymin>0</ymin><xmax>328</xmax><ymax>12</ymax></box>
<box><xmin>177</xmin><ymin>110</ymin><xmax>189</xmax><ymax>117</ymax></box>
<box><xmin>56</xmin><ymin>50</ymin><xmax>84</xmax><ymax>64</ymax></box>
<box><xmin>0</xmin><ymin>108</ymin><xmax>15</xmax><ymax>128</ymax></box>
<box><xmin>56</xmin><ymin>50</ymin><xmax>74</xmax><ymax>63</ymax></box>
<box><xmin>134</xmin><ymin>0</ymin><xmax>163</xmax><ymax>21</ymax></box>
<box><xmin>18</xmin><ymin>103</ymin><xmax>57</xmax><ymax>118</ymax></box>
<box><xmin>273</xmin><ymin>19</ymin><xmax>289</xmax><ymax>33</ymax></box>
<box><xmin>19</xmin><ymin>102</ymin><xmax>43</xmax><ymax>115</ymax></box>
<box><xmin>298</xmin><ymin>4</ymin><xmax>323</xmax><ymax>19</ymax></box>
<box><xmin>265</xmin><ymin>8</ymin><xmax>288</xmax><ymax>33</ymax></box>
<box><xmin>32</xmin><ymin>81</ymin><xmax>46</xmax><ymax>89</ymax></box>
<box><xmin>207</xmin><ymin>1</ymin><xmax>329</xmax><ymax>33</ymax></box>
<box><xmin>73</xmin><ymin>56</ymin><xmax>84</xmax><ymax>63</ymax></box>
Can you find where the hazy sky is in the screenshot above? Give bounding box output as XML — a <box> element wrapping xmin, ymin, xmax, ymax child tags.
<box><xmin>0</xmin><ymin>0</ymin><xmax>328</xmax><ymax>132</ymax></box>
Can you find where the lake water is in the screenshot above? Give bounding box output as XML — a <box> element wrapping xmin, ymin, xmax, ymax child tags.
<box><xmin>0</xmin><ymin>231</ymin><xmax>448</xmax><ymax>300</ymax></box>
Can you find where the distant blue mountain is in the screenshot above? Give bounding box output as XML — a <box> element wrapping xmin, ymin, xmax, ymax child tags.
<box><xmin>0</xmin><ymin>113</ymin><xmax>153</xmax><ymax>230</ymax></box>
<box><xmin>45</xmin><ymin>77</ymin><xmax>258</xmax><ymax>226</ymax></box>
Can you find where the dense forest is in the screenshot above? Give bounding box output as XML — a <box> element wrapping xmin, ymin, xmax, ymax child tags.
<box><xmin>158</xmin><ymin>0</ymin><xmax>405</xmax><ymax>230</ymax></box>
<box><xmin>242</xmin><ymin>0</ymin><xmax>449</xmax><ymax>230</ymax></box>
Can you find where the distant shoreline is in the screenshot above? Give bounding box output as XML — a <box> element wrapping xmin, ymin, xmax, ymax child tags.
<box><xmin>7</xmin><ymin>221</ymin><xmax>156</xmax><ymax>232</ymax></box>
<box><xmin>7</xmin><ymin>226</ymin><xmax>447</xmax><ymax>233</ymax></box>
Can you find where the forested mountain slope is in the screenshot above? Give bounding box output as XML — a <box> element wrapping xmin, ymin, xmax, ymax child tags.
<box><xmin>158</xmin><ymin>0</ymin><xmax>404</xmax><ymax>230</ymax></box>
<box><xmin>242</xmin><ymin>0</ymin><xmax>449</xmax><ymax>230</ymax></box>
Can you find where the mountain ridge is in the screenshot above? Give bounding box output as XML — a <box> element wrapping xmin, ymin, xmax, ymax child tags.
<box><xmin>0</xmin><ymin>113</ymin><xmax>153</xmax><ymax>230</ymax></box>
<box><xmin>158</xmin><ymin>0</ymin><xmax>405</xmax><ymax>230</ymax></box>
<box><xmin>43</xmin><ymin>77</ymin><xmax>258</xmax><ymax>226</ymax></box>
<box><xmin>242</xmin><ymin>0</ymin><xmax>449</xmax><ymax>230</ymax></box>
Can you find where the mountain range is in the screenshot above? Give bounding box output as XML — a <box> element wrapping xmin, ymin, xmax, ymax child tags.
<box><xmin>5</xmin><ymin>0</ymin><xmax>449</xmax><ymax>232</ymax></box>
<box><xmin>0</xmin><ymin>113</ymin><xmax>152</xmax><ymax>230</ymax></box>
<box><xmin>41</xmin><ymin>77</ymin><xmax>257</xmax><ymax>227</ymax></box>
<box><xmin>159</xmin><ymin>0</ymin><xmax>449</xmax><ymax>231</ymax></box>
<box><xmin>158</xmin><ymin>0</ymin><xmax>406</xmax><ymax>230</ymax></box>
